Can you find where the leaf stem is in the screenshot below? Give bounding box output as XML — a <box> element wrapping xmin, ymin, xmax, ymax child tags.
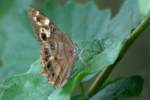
<box><xmin>87</xmin><ymin>14</ymin><xmax>150</xmax><ymax>97</ymax></box>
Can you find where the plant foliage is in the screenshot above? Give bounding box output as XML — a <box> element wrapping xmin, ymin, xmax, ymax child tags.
<box><xmin>0</xmin><ymin>0</ymin><xmax>150</xmax><ymax>100</ymax></box>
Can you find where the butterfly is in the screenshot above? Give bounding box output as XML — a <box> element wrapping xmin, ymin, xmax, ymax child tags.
<box><xmin>28</xmin><ymin>7</ymin><xmax>76</xmax><ymax>88</ymax></box>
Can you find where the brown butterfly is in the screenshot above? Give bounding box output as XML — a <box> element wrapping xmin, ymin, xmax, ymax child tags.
<box><xmin>28</xmin><ymin>7</ymin><xmax>76</xmax><ymax>88</ymax></box>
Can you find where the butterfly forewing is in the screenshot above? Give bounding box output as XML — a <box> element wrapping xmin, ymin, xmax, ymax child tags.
<box><xmin>28</xmin><ymin>7</ymin><xmax>76</xmax><ymax>88</ymax></box>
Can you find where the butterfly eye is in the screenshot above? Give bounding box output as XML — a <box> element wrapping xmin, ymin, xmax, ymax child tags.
<box><xmin>40</xmin><ymin>33</ymin><xmax>47</xmax><ymax>41</ymax></box>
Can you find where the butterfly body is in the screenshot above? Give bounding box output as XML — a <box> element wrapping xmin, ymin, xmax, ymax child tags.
<box><xmin>29</xmin><ymin>7</ymin><xmax>76</xmax><ymax>88</ymax></box>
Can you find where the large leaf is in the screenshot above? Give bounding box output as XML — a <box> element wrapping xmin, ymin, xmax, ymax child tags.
<box><xmin>71</xmin><ymin>76</ymin><xmax>144</xmax><ymax>100</ymax></box>
<box><xmin>91</xmin><ymin>76</ymin><xmax>144</xmax><ymax>100</ymax></box>
<box><xmin>0</xmin><ymin>0</ymin><xmax>150</xmax><ymax>100</ymax></box>
<box><xmin>0</xmin><ymin>60</ymin><xmax>53</xmax><ymax>100</ymax></box>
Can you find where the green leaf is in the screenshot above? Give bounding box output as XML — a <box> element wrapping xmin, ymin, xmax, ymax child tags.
<box><xmin>91</xmin><ymin>76</ymin><xmax>144</xmax><ymax>100</ymax></box>
<box><xmin>0</xmin><ymin>84</ymin><xmax>7</xmax><ymax>100</ymax></box>
<box><xmin>87</xmin><ymin>0</ymin><xmax>150</xmax><ymax>96</ymax></box>
<box><xmin>0</xmin><ymin>0</ymin><xmax>150</xmax><ymax>100</ymax></box>
<box><xmin>0</xmin><ymin>60</ymin><xmax>53</xmax><ymax>100</ymax></box>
